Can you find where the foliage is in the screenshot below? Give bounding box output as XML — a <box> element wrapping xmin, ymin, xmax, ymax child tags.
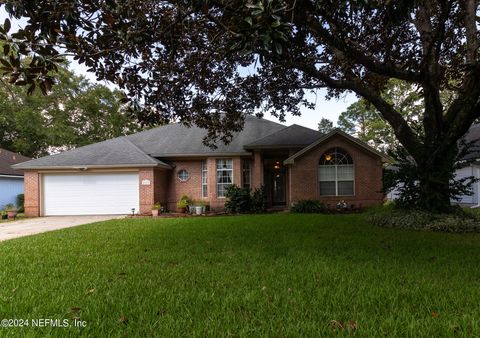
<box><xmin>3</xmin><ymin>203</ymin><xmax>16</xmax><ymax>212</ymax></box>
<box><xmin>152</xmin><ymin>202</ymin><xmax>161</xmax><ymax>210</ymax></box>
<box><xmin>176</xmin><ymin>199</ymin><xmax>188</xmax><ymax>209</ymax></box>
<box><xmin>16</xmin><ymin>193</ymin><xmax>24</xmax><ymax>213</ymax></box>
<box><xmin>0</xmin><ymin>62</ymin><xmax>140</xmax><ymax>157</ymax></box>
<box><xmin>337</xmin><ymin>79</ymin><xmax>424</xmax><ymax>152</ymax></box>
<box><xmin>366</xmin><ymin>205</ymin><xmax>480</xmax><ymax>233</ymax></box>
<box><xmin>251</xmin><ymin>186</ymin><xmax>267</xmax><ymax>213</ymax></box>
<box><xmin>291</xmin><ymin>199</ymin><xmax>328</xmax><ymax>213</ymax></box>
<box><xmin>2</xmin><ymin>1</ymin><xmax>480</xmax><ymax>210</ymax></box>
<box><xmin>383</xmin><ymin>142</ymin><xmax>478</xmax><ymax>211</ymax></box>
<box><xmin>317</xmin><ymin>118</ymin><xmax>334</xmax><ymax>134</ymax></box>
<box><xmin>225</xmin><ymin>185</ymin><xmax>266</xmax><ymax>213</ymax></box>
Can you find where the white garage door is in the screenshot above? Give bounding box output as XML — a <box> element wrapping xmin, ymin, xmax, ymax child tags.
<box><xmin>43</xmin><ymin>173</ymin><xmax>139</xmax><ymax>215</ymax></box>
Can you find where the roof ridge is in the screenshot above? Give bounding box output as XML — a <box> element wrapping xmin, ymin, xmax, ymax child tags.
<box><xmin>120</xmin><ymin>137</ymin><xmax>160</xmax><ymax>165</ymax></box>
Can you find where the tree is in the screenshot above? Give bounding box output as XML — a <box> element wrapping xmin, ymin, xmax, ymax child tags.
<box><xmin>0</xmin><ymin>63</ymin><xmax>139</xmax><ymax>157</ymax></box>
<box><xmin>1</xmin><ymin>1</ymin><xmax>480</xmax><ymax>211</ymax></box>
<box><xmin>317</xmin><ymin>118</ymin><xmax>334</xmax><ymax>134</ymax></box>
<box><xmin>337</xmin><ymin>80</ymin><xmax>424</xmax><ymax>152</ymax></box>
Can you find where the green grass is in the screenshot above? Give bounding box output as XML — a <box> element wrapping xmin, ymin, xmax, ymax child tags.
<box><xmin>1</xmin><ymin>214</ymin><xmax>480</xmax><ymax>337</ymax></box>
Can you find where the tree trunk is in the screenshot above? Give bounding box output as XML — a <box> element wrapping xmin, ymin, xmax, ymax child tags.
<box><xmin>414</xmin><ymin>144</ymin><xmax>457</xmax><ymax>213</ymax></box>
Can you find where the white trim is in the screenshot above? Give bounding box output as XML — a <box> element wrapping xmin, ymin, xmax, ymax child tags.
<box><xmin>0</xmin><ymin>174</ymin><xmax>23</xmax><ymax>178</ymax></box>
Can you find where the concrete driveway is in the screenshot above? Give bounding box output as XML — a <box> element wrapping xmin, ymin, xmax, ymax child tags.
<box><xmin>0</xmin><ymin>215</ymin><xmax>121</xmax><ymax>241</ymax></box>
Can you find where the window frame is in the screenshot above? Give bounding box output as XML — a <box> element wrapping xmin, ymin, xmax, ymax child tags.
<box><xmin>201</xmin><ymin>160</ymin><xmax>208</xmax><ymax>198</ymax></box>
<box><xmin>242</xmin><ymin>159</ymin><xmax>251</xmax><ymax>190</ymax></box>
<box><xmin>177</xmin><ymin>169</ymin><xmax>190</xmax><ymax>182</ymax></box>
<box><xmin>318</xmin><ymin>148</ymin><xmax>355</xmax><ymax>197</ymax></box>
<box><xmin>216</xmin><ymin>159</ymin><xmax>233</xmax><ymax>198</ymax></box>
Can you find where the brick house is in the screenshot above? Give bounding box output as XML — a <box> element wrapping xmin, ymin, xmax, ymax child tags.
<box><xmin>13</xmin><ymin>116</ymin><xmax>388</xmax><ymax>216</ymax></box>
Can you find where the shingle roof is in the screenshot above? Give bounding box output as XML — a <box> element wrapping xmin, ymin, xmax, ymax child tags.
<box><xmin>13</xmin><ymin>137</ymin><xmax>171</xmax><ymax>170</ymax></box>
<box><xmin>126</xmin><ymin>115</ymin><xmax>286</xmax><ymax>156</ymax></box>
<box><xmin>0</xmin><ymin>148</ymin><xmax>31</xmax><ymax>176</ymax></box>
<box><xmin>463</xmin><ymin>124</ymin><xmax>480</xmax><ymax>161</ymax></box>
<box><xmin>244</xmin><ymin>124</ymin><xmax>323</xmax><ymax>148</ymax></box>
<box><xmin>14</xmin><ymin>116</ymin><xmax>286</xmax><ymax>169</ymax></box>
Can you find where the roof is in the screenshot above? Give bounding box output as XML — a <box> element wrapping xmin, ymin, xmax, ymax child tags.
<box><xmin>13</xmin><ymin>137</ymin><xmax>172</xmax><ymax>170</ymax></box>
<box><xmin>0</xmin><ymin>148</ymin><xmax>31</xmax><ymax>176</ymax></box>
<box><xmin>126</xmin><ymin>115</ymin><xmax>286</xmax><ymax>156</ymax></box>
<box><xmin>284</xmin><ymin>129</ymin><xmax>390</xmax><ymax>165</ymax></box>
<box><xmin>463</xmin><ymin>124</ymin><xmax>480</xmax><ymax>161</ymax></box>
<box><xmin>14</xmin><ymin>116</ymin><xmax>286</xmax><ymax>170</ymax></box>
<box><xmin>244</xmin><ymin>124</ymin><xmax>324</xmax><ymax>149</ymax></box>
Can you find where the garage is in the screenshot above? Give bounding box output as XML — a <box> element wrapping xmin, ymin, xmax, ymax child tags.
<box><xmin>42</xmin><ymin>173</ymin><xmax>139</xmax><ymax>215</ymax></box>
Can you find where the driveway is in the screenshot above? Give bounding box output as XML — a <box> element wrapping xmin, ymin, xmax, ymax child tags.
<box><xmin>0</xmin><ymin>215</ymin><xmax>122</xmax><ymax>241</ymax></box>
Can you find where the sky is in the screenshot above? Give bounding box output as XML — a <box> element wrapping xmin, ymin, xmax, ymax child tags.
<box><xmin>0</xmin><ymin>9</ymin><xmax>357</xmax><ymax>128</ymax></box>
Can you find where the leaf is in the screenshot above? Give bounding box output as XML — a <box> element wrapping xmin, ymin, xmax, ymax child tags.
<box><xmin>3</xmin><ymin>44</ymin><xmax>9</xmax><ymax>56</ymax></box>
<box><xmin>86</xmin><ymin>288</ymin><xmax>96</xmax><ymax>295</ymax></box>
<box><xmin>119</xmin><ymin>315</ymin><xmax>128</xmax><ymax>324</ymax></box>
<box><xmin>4</xmin><ymin>18</ymin><xmax>10</xmax><ymax>33</ymax></box>
<box><xmin>70</xmin><ymin>307</ymin><xmax>81</xmax><ymax>313</ymax></box>
<box><xmin>244</xmin><ymin>17</ymin><xmax>253</xmax><ymax>26</ymax></box>
<box><xmin>0</xmin><ymin>58</ymin><xmax>10</xmax><ymax>68</ymax></box>
<box><xmin>432</xmin><ymin>311</ymin><xmax>439</xmax><ymax>318</ymax></box>
<box><xmin>27</xmin><ymin>83</ymin><xmax>35</xmax><ymax>95</ymax></box>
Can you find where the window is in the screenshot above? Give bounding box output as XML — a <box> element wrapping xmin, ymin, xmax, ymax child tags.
<box><xmin>177</xmin><ymin>169</ymin><xmax>190</xmax><ymax>182</ymax></box>
<box><xmin>318</xmin><ymin>148</ymin><xmax>354</xmax><ymax>196</ymax></box>
<box><xmin>201</xmin><ymin>160</ymin><xmax>208</xmax><ymax>198</ymax></box>
<box><xmin>216</xmin><ymin>159</ymin><xmax>233</xmax><ymax>198</ymax></box>
<box><xmin>242</xmin><ymin>159</ymin><xmax>251</xmax><ymax>190</ymax></box>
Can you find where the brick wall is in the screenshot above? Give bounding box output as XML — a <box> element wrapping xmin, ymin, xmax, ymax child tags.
<box><xmin>24</xmin><ymin>171</ymin><xmax>40</xmax><ymax>217</ymax></box>
<box><xmin>288</xmin><ymin>135</ymin><xmax>384</xmax><ymax>208</ymax></box>
<box><xmin>139</xmin><ymin>168</ymin><xmax>155</xmax><ymax>214</ymax></box>
<box><xmin>165</xmin><ymin>157</ymin><xmax>249</xmax><ymax>211</ymax></box>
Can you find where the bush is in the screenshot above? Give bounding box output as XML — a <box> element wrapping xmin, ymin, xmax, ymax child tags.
<box><xmin>366</xmin><ymin>207</ymin><xmax>480</xmax><ymax>233</ymax></box>
<box><xmin>225</xmin><ymin>185</ymin><xmax>267</xmax><ymax>214</ymax></box>
<box><xmin>16</xmin><ymin>194</ymin><xmax>24</xmax><ymax>213</ymax></box>
<box><xmin>291</xmin><ymin>200</ymin><xmax>328</xmax><ymax>213</ymax></box>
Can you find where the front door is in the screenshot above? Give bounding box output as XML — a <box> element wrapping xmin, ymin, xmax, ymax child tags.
<box><xmin>265</xmin><ymin>159</ymin><xmax>286</xmax><ymax>206</ymax></box>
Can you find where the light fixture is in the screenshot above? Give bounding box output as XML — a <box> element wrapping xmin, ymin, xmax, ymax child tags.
<box><xmin>131</xmin><ymin>208</ymin><xmax>136</xmax><ymax>216</ymax></box>
<box><xmin>325</xmin><ymin>154</ymin><xmax>332</xmax><ymax>161</ymax></box>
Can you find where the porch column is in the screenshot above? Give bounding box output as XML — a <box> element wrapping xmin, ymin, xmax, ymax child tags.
<box><xmin>24</xmin><ymin>171</ymin><xmax>40</xmax><ymax>217</ymax></box>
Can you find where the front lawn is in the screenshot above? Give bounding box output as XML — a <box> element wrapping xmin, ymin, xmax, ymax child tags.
<box><xmin>1</xmin><ymin>214</ymin><xmax>480</xmax><ymax>337</ymax></box>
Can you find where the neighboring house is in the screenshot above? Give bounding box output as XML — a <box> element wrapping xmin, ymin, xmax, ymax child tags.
<box><xmin>387</xmin><ymin>124</ymin><xmax>480</xmax><ymax>207</ymax></box>
<box><xmin>14</xmin><ymin>116</ymin><xmax>388</xmax><ymax>216</ymax></box>
<box><xmin>0</xmin><ymin>148</ymin><xmax>31</xmax><ymax>208</ymax></box>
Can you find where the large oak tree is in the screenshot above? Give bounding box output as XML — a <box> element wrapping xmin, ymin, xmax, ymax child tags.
<box><xmin>1</xmin><ymin>0</ymin><xmax>479</xmax><ymax>211</ymax></box>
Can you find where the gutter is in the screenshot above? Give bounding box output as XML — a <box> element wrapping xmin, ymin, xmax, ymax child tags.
<box><xmin>11</xmin><ymin>163</ymin><xmax>172</xmax><ymax>171</ymax></box>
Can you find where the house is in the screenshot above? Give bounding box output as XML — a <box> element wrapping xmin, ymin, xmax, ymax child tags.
<box><xmin>0</xmin><ymin>148</ymin><xmax>31</xmax><ymax>208</ymax></box>
<box><xmin>13</xmin><ymin>116</ymin><xmax>388</xmax><ymax>216</ymax></box>
<box><xmin>453</xmin><ymin>124</ymin><xmax>480</xmax><ymax>207</ymax></box>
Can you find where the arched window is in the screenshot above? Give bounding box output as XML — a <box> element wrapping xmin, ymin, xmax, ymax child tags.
<box><xmin>318</xmin><ymin>148</ymin><xmax>354</xmax><ymax>196</ymax></box>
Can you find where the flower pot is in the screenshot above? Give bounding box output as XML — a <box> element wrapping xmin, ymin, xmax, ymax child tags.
<box><xmin>195</xmin><ymin>206</ymin><xmax>203</xmax><ymax>215</ymax></box>
<box><xmin>152</xmin><ymin>209</ymin><xmax>159</xmax><ymax>217</ymax></box>
<box><xmin>7</xmin><ymin>211</ymin><xmax>17</xmax><ymax>219</ymax></box>
<box><xmin>176</xmin><ymin>207</ymin><xmax>186</xmax><ymax>213</ymax></box>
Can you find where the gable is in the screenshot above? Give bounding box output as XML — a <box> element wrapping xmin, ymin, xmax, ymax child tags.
<box><xmin>284</xmin><ymin>129</ymin><xmax>389</xmax><ymax>165</ymax></box>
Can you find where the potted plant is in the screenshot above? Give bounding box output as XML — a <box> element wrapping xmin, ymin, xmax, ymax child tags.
<box><xmin>176</xmin><ymin>199</ymin><xmax>188</xmax><ymax>213</ymax></box>
<box><xmin>4</xmin><ymin>204</ymin><xmax>18</xmax><ymax>219</ymax></box>
<box><xmin>151</xmin><ymin>202</ymin><xmax>161</xmax><ymax>217</ymax></box>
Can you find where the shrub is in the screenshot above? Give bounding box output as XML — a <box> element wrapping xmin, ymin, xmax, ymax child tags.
<box><xmin>225</xmin><ymin>185</ymin><xmax>267</xmax><ymax>214</ymax></box>
<box><xmin>16</xmin><ymin>193</ymin><xmax>24</xmax><ymax>212</ymax></box>
<box><xmin>366</xmin><ymin>207</ymin><xmax>480</xmax><ymax>233</ymax></box>
<box><xmin>251</xmin><ymin>186</ymin><xmax>267</xmax><ymax>213</ymax></box>
<box><xmin>291</xmin><ymin>200</ymin><xmax>328</xmax><ymax>213</ymax></box>
<box><xmin>225</xmin><ymin>185</ymin><xmax>252</xmax><ymax>213</ymax></box>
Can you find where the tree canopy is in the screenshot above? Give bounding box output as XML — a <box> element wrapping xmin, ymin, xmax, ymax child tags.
<box><xmin>1</xmin><ymin>1</ymin><xmax>480</xmax><ymax>210</ymax></box>
<box><xmin>0</xmin><ymin>63</ymin><xmax>140</xmax><ymax>157</ymax></box>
